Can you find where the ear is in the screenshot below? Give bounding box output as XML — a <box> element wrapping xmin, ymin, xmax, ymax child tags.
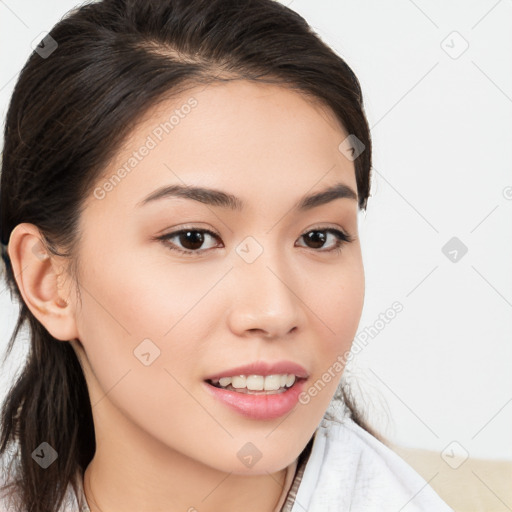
<box><xmin>7</xmin><ymin>223</ymin><xmax>79</xmax><ymax>342</ymax></box>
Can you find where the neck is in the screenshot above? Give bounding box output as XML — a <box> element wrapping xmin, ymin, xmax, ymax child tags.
<box><xmin>83</xmin><ymin>456</ymin><xmax>294</xmax><ymax>512</ymax></box>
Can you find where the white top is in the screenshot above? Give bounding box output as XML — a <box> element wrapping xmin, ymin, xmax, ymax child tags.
<box><xmin>1</xmin><ymin>411</ymin><xmax>453</xmax><ymax>512</ymax></box>
<box><xmin>290</xmin><ymin>416</ymin><xmax>453</xmax><ymax>511</ymax></box>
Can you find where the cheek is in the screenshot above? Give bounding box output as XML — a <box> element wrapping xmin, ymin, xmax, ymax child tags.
<box><xmin>73</xmin><ymin>245</ymin><xmax>224</xmax><ymax>385</ymax></box>
<box><xmin>309</xmin><ymin>253</ymin><xmax>365</xmax><ymax>348</ymax></box>
<box><xmin>77</xmin><ymin>244</ymin><xmax>208</xmax><ymax>338</ymax></box>
<box><xmin>329</xmin><ymin>270</ymin><xmax>365</xmax><ymax>345</ymax></box>
<box><xmin>302</xmin><ymin>256</ymin><xmax>364</xmax><ymax>407</ymax></box>
<box><xmin>73</xmin><ymin>254</ymin><xmax>215</xmax><ymax>447</ymax></box>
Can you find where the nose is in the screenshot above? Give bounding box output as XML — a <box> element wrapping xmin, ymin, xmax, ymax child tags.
<box><xmin>226</xmin><ymin>240</ymin><xmax>306</xmax><ymax>340</ymax></box>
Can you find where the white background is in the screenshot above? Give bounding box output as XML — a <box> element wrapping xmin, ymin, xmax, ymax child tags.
<box><xmin>1</xmin><ymin>0</ymin><xmax>511</xmax><ymax>461</ymax></box>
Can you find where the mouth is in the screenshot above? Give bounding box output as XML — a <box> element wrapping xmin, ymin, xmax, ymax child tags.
<box><xmin>203</xmin><ymin>374</ymin><xmax>309</xmax><ymax>420</ymax></box>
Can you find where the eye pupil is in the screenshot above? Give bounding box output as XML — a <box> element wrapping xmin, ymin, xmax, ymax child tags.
<box><xmin>305</xmin><ymin>230</ymin><xmax>326</xmax><ymax>249</ymax></box>
<box><xmin>181</xmin><ymin>230</ymin><xmax>204</xmax><ymax>250</ymax></box>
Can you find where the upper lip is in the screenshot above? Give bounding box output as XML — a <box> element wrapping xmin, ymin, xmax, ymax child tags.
<box><xmin>204</xmin><ymin>360</ymin><xmax>309</xmax><ymax>381</ymax></box>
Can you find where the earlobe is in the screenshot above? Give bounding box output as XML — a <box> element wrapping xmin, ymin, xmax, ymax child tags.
<box><xmin>7</xmin><ymin>223</ymin><xmax>79</xmax><ymax>342</ymax></box>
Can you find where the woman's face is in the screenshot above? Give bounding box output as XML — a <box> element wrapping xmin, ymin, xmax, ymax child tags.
<box><xmin>70</xmin><ymin>79</ymin><xmax>365</xmax><ymax>474</ymax></box>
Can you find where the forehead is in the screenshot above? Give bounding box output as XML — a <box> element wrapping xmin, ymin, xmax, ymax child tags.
<box><xmin>86</xmin><ymin>79</ymin><xmax>356</xmax><ymax>216</ymax></box>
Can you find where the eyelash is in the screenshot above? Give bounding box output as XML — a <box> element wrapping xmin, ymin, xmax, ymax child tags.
<box><xmin>156</xmin><ymin>226</ymin><xmax>354</xmax><ymax>257</ymax></box>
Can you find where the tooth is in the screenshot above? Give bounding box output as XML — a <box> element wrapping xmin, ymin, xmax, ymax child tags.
<box><xmin>214</xmin><ymin>374</ymin><xmax>297</xmax><ymax>390</ymax></box>
<box><xmin>231</xmin><ymin>375</ymin><xmax>247</xmax><ymax>388</ymax></box>
<box><xmin>264</xmin><ymin>375</ymin><xmax>282</xmax><ymax>391</ymax></box>
<box><xmin>246</xmin><ymin>375</ymin><xmax>264</xmax><ymax>391</ymax></box>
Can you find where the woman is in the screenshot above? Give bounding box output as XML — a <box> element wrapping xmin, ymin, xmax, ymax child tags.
<box><xmin>0</xmin><ymin>0</ymin><xmax>453</xmax><ymax>511</ymax></box>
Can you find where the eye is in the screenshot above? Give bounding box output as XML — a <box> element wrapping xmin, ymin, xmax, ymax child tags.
<box><xmin>296</xmin><ymin>228</ymin><xmax>354</xmax><ymax>254</ymax></box>
<box><xmin>156</xmin><ymin>226</ymin><xmax>354</xmax><ymax>256</ymax></box>
<box><xmin>157</xmin><ymin>228</ymin><xmax>222</xmax><ymax>256</ymax></box>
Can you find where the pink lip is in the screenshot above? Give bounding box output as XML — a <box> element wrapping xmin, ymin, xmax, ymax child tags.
<box><xmin>203</xmin><ymin>377</ymin><xmax>307</xmax><ymax>420</ymax></box>
<box><xmin>203</xmin><ymin>360</ymin><xmax>309</xmax><ymax>381</ymax></box>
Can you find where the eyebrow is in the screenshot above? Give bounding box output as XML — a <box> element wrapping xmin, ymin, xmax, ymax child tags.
<box><xmin>137</xmin><ymin>182</ymin><xmax>357</xmax><ymax>211</ymax></box>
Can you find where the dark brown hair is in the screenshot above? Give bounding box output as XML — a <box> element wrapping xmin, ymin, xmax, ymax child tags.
<box><xmin>0</xmin><ymin>0</ymin><xmax>374</xmax><ymax>510</ymax></box>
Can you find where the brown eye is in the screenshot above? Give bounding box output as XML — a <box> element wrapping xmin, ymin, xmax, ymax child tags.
<box><xmin>158</xmin><ymin>229</ymin><xmax>221</xmax><ymax>255</ymax></box>
<box><xmin>298</xmin><ymin>228</ymin><xmax>353</xmax><ymax>253</ymax></box>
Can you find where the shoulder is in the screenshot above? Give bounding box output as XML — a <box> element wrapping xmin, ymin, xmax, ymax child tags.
<box><xmin>293</xmin><ymin>415</ymin><xmax>454</xmax><ymax>512</ymax></box>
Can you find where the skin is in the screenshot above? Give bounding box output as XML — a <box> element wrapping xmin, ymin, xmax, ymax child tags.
<box><xmin>8</xmin><ymin>79</ymin><xmax>365</xmax><ymax>512</ymax></box>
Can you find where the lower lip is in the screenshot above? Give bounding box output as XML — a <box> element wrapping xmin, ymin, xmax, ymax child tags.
<box><xmin>203</xmin><ymin>378</ymin><xmax>307</xmax><ymax>420</ymax></box>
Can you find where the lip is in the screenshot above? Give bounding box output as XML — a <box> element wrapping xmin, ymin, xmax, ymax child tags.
<box><xmin>203</xmin><ymin>360</ymin><xmax>309</xmax><ymax>381</ymax></box>
<box><xmin>203</xmin><ymin>377</ymin><xmax>307</xmax><ymax>420</ymax></box>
